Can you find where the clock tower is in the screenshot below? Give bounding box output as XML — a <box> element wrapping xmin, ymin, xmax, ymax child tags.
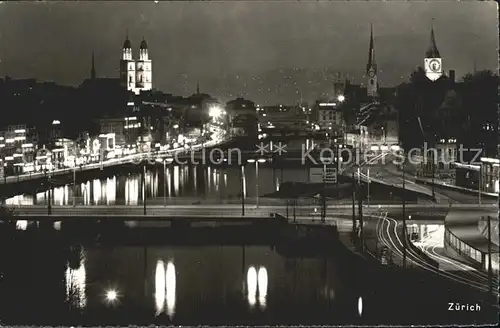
<box><xmin>366</xmin><ymin>24</ymin><xmax>378</xmax><ymax>98</ymax></box>
<box><xmin>424</xmin><ymin>21</ymin><xmax>443</xmax><ymax>82</ymax></box>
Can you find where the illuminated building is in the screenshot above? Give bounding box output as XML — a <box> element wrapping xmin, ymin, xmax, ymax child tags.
<box><xmin>314</xmin><ymin>102</ymin><xmax>344</xmax><ymax>133</ymax></box>
<box><xmin>119</xmin><ymin>36</ymin><xmax>153</xmax><ymax>95</ymax></box>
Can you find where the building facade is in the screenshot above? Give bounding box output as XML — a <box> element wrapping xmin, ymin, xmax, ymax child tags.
<box><xmin>315</xmin><ymin>102</ymin><xmax>344</xmax><ymax>133</ymax></box>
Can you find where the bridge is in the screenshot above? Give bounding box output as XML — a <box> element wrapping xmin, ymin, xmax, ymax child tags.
<box><xmin>5</xmin><ymin>203</ymin><xmax>496</xmax><ymax>218</ymax></box>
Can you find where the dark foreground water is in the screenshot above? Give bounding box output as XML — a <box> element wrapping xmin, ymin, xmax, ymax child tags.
<box><xmin>0</xmin><ymin>222</ymin><xmax>498</xmax><ymax>326</ymax></box>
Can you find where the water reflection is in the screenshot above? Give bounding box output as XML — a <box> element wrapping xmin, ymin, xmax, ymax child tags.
<box><xmin>82</xmin><ymin>181</ymin><xmax>90</xmax><ymax>205</ymax></box>
<box><xmin>107</xmin><ymin>177</ymin><xmax>116</xmax><ymax>205</ymax></box>
<box><xmin>93</xmin><ymin>179</ymin><xmax>102</xmax><ymax>205</ymax></box>
<box><xmin>153</xmin><ymin>259</ymin><xmax>177</xmax><ymax>318</ymax></box>
<box><xmin>65</xmin><ymin>249</ymin><xmax>87</xmax><ymax>309</ymax></box>
<box><xmin>155</xmin><ymin>260</ymin><xmax>166</xmax><ymax>315</ymax></box>
<box><xmin>125</xmin><ymin>176</ymin><xmax>139</xmax><ymax>205</ymax></box>
<box><xmin>165</xmin><ymin>261</ymin><xmax>176</xmax><ymax>318</ymax></box>
<box><xmin>53</xmin><ymin>185</ymin><xmax>69</xmax><ymax>205</ymax></box>
<box><xmin>173</xmin><ymin>166</ymin><xmax>180</xmax><ymax>195</ymax></box>
<box><xmin>246</xmin><ymin>266</ymin><xmax>268</xmax><ymax>310</ymax></box>
<box><xmin>257</xmin><ymin>267</ymin><xmax>268</xmax><ymax>309</ymax></box>
<box><xmin>16</xmin><ymin>220</ymin><xmax>28</xmax><ymax>230</ymax></box>
<box><xmin>166</xmin><ymin>168</ymin><xmax>172</xmax><ymax>198</ymax></box>
<box><xmin>6</xmin><ymin>165</ymin><xmax>309</xmax><ymax>205</ymax></box>
<box><xmin>246</xmin><ymin>266</ymin><xmax>257</xmax><ymax>308</ymax></box>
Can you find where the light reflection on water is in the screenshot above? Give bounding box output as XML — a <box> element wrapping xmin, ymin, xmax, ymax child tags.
<box><xmin>246</xmin><ymin>266</ymin><xmax>257</xmax><ymax>308</ymax></box>
<box><xmin>154</xmin><ymin>259</ymin><xmax>177</xmax><ymax>318</ymax></box>
<box><xmin>16</xmin><ymin>220</ymin><xmax>28</xmax><ymax>230</ymax></box>
<box><xmin>56</xmin><ymin>246</ymin><xmax>337</xmax><ymax>320</ymax></box>
<box><xmin>154</xmin><ymin>260</ymin><xmax>166</xmax><ymax>315</ymax></box>
<box><xmin>257</xmin><ymin>267</ymin><xmax>268</xmax><ymax>309</ymax></box>
<box><xmin>65</xmin><ymin>249</ymin><xmax>87</xmax><ymax>309</ymax></box>
<box><xmin>165</xmin><ymin>261</ymin><xmax>176</xmax><ymax>319</ymax></box>
<box><xmin>246</xmin><ymin>266</ymin><xmax>268</xmax><ymax>310</ymax></box>
<box><xmin>5</xmin><ymin>166</ymin><xmax>308</xmax><ymax>205</ymax></box>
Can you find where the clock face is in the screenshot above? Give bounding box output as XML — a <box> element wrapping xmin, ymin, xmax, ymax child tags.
<box><xmin>368</xmin><ymin>70</ymin><xmax>375</xmax><ymax>78</ymax></box>
<box><xmin>428</xmin><ymin>59</ymin><xmax>441</xmax><ymax>72</ymax></box>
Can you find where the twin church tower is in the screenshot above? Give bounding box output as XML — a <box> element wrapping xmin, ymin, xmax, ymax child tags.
<box><xmin>364</xmin><ymin>22</ymin><xmax>442</xmax><ymax>98</ymax></box>
<box><xmin>119</xmin><ymin>36</ymin><xmax>153</xmax><ymax>95</ymax></box>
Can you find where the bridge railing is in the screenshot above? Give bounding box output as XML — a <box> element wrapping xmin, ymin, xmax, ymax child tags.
<box><xmin>5</xmin><ymin>207</ymin><xmax>277</xmax><ymax>218</ymax></box>
<box><xmin>2</xmin><ymin>199</ymin><xmax>494</xmax><ymax>210</ymax></box>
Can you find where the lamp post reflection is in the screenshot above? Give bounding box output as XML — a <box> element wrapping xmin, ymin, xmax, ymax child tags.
<box><xmin>106</xmin><ymin>289</ymin><xmax>118</xmax><ymax>302</ymax></box>
<box><xmin>246</xmin><ymin>266</ymin><xmax>257</xmax><ymax>308</ymax></box>
<box><xmin>154</xmin><ymin>260</ymin><xmax>166</xmax><ymax>315</ymax></box>
<box><xmin>154</xmin><ymin>259</ymin><xmax>176</xmax><ymax>319</ymax></box>
<box><xmin>165</xmin><ymin>261</ymin><xmax>176</xmax><ymax>318</ymax></box>
<box><xmin>246</xmin><ymin>266</ymin><xmax>268</xmax><ymax>310</ymax></box>
<box><xmin>257</xmin><ymin>267</ymin><xmax>268</xmax><ymax>309</ymax></box>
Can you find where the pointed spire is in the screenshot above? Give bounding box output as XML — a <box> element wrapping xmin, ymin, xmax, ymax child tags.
<box><xmin>140</xmin><ymin>36</ymin><xmax>148</xmax><ymax>50</ymax></box>
<box><xmin>473</xmin><ymin>57</ymin><xmax>477</xmax><ymax>73</ymax></box>
<box><xmin>91</xmin><ymin>52</ymin><xmax>96</xmax><ymax>79</ymax></box>
<box><xmin>196</xmin><ymin>80</ymin><xmax>200</xmax><ymax>94</ymax></box>
<box><xmin>123</xmin><ymin>29</ymin><xmax>131</xmax><ymax>49</ymax></box>
<box><xmin>426</xmin><ymin>19</ymin><xmax>441</xmax><ymax>58</ymax></box>
<box><xmin>366</xmin><ymin>23</ymin><xmax>377</xmax><ymax>74</ymax></box>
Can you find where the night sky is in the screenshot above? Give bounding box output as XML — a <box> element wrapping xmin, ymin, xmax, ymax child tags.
<box><xmin>0</xmin><ymin>1</ymin><xmax>497</xmax><ymax>104</ymax></box>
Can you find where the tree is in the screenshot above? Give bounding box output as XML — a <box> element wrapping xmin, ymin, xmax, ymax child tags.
<box><xmin>396</xmin><ymin>66</ymin><xmax>454</xmax><ymax>150</ymax></box>
<box><xmin>459</xmin><ymin>70</ymin><xmax>499</xmax><ymax>159</ymax></box>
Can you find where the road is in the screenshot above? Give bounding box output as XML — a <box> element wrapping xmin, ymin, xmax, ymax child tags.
<box><xmin>345</xmin><ymin>151</ymin><xmax>436</xmax><ymax>199</ymax></box>
<box><xmin>354</xmin><ymin>152</ymin><xmax>497</xmax><ymax>204</ymax></box>
<box><xmin>0</xmin><ymin>130</ymin><xmax>228</xmax><ymax>185</ymax></box>
<box><xmin>372</xmin><ymin>212</ymin><xmax>499</xmax><ymax>299</ymax></box>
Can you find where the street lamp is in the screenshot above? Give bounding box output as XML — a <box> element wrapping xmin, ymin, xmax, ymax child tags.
<box><xmin>247</xmin><ymin>158</ymin><xmax>266</xmax><ymax>208</ymax></box>
<box><xmin>337</xmin><ymin>94</ymin><xmax>345</xmax><ymax>103</ymax></box>
<box><xmin>106</xmin><ymin>289</ymin><xmax>118</xmax><ymax>302</ymax></box>
<box><xmin>209</xmin><ymin>105</ymin><xmax>225</xmax><ymax>120</ymax></box>
<box><xmin>105</xmin><ymin>288</ymin><xmax>120</xmax><ymax>305</ymax></box>
<box><xmin>367</xmin><ymin>167</ymin><xmax>370</xmax><ymax>208</ymax></box>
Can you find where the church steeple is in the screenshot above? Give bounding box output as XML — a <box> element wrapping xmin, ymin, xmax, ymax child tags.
<box><xmin>122</xmin><ymin>30</ymin><xmax>132</xmax><ymax>61</ymax></box>
<box><xmin>424</xmin><ymin>19</ymin><xmax>443</xmax><ymax>82</ymax></box>
<box><xmin>426</xmin><ymin>19</ymin><xmax>441</xmax><ymax>58</ymax></box>
<box><xmin>366</xmin><ymin>23</ymin><xmax>377</xmax><ymax>74</ymax></box>
<box><xmin>366</xmin><ymin>24</ymin><xmax>378</xmax><ymax>98</ymax></box>
<box><xmin>91</xmin><ymin>52</ymin><xmax>96</xmax><ymax>80</ymax></box>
